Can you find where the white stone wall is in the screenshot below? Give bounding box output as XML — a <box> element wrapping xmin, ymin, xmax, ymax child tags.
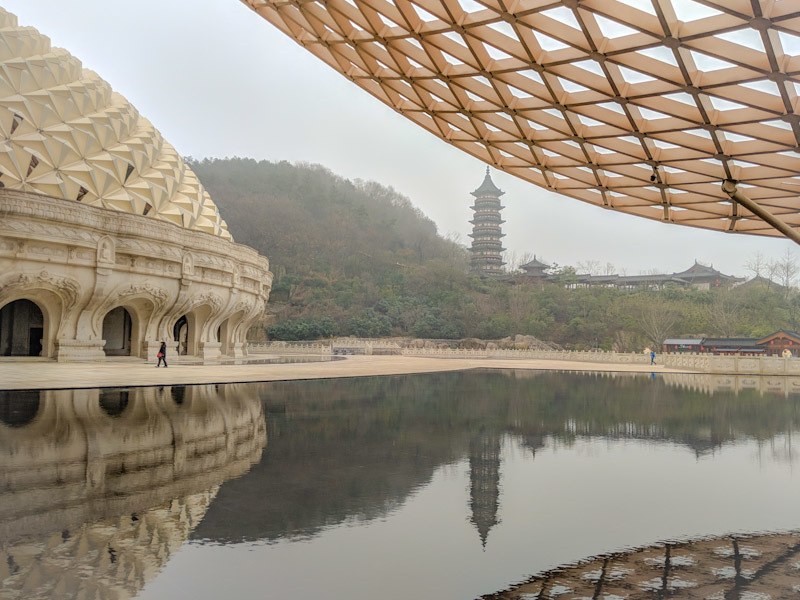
<box><xmin>0</xmin><ymin>190</ymin><xmax>273</xmax><ymax>361</ymax></box>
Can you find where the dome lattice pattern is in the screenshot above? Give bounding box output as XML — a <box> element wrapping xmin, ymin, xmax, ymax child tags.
<box><xmin>0</xmin><ymin>9</ymin><xmax>231</xmax><ymax>239</ymax></box>
<box><xmin>242</xmin><ymin>0</ymin><xmax>800</xmax><ymax>238</ymax></box>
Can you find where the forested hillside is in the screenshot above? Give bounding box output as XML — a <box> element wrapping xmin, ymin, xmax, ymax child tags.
<box><xmin>191</xmin><ymin>158</ymin><xmax>800</xmax><ymax>349</ymax></box>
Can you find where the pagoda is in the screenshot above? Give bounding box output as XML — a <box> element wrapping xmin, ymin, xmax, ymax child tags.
<box><xmin>468</xmin><ymin>168</ymin><xmax>506</xmax><ymax>276</ymax></box>
<box><xmin>468</xmin><ymin>432</ymin><xmax>502</xmax><ymax>548</ymax></box>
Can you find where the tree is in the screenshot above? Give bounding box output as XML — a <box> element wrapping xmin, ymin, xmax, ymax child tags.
<box><xmin>745</xmin><ymin>251</ymin><xmax>766</xmax><ymax>279</ymax></box>
<box><xmin>772</xmin><ymin>247</ymin><xmax>798</xmax><ymax>291</ymax></box>
<box><xmin>576</xmin><ymin>260</ymin><xmax>602</xmax><ymax>275</ymax></box>
<box><xmin>631</xmin><ymin>297</ymin><xmax>681</xmax><ymax>349</ymax></box>
<box><xmin>706</xmin><ymin>290</ymin><xmax>741</xmax><ymax>336</ymax></box>
<box><xmin>503</xmin><ymin>250</ymin><xmax>535</xmax><ymax>273</ymax></box>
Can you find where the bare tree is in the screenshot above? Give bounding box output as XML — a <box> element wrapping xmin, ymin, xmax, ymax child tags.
<box><xmin>503</xmin><ymin>250</ymin><xmax>535</xmax><ymax>272</ymax></box>
<box><xmin>707</xmin><ymin>290</ymin><xmax>741</xmax><ymax>336</ymax></box>
<box><xmin>576</xmin><ymin>260</ymin><xmax>602</xmax><ymax>275</ymax></box>
<box><xmin>603</xmin><ymin>262</ymin><xmax>617</xmax><ymax>276</ymax></box>
<box><xmin>745</xmin><ymin>251</ymin><xmax>766</xmax><ymax>279</ymax></box>
<box><xmin>633</xmin><ymin>298</ymin><xmax>680</xmax><ymax>349</ymax></box>
<box><xmin>444</xmin><ymin>231</ymin><xmax>464</xmax><ymax>246</ymax></box>
<box><xmin>772</xmin><ymin>247</ymin><xmax>798</xmax><ymax>291</ymax></box>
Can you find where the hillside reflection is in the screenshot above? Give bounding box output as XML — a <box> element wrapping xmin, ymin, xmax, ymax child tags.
<box><xmin>192</xmin><ymin>370</ymin><xmax>800</xmax><ymax>546</ymax></box>
<box><xmin>2</xmin><ymin>371</ymin><xmax>800</xmax><ymax>600</ymax></box>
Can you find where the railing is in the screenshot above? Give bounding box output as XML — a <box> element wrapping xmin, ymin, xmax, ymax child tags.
<box><xmin>248</xmin><ymin>341</ymin><xmax>331</xmax><ymax>355</ymax></box>
<box><xmin>400</xmin><ymin>347</ymin><xmax>650</xmax><ymax>364</ymax></box>
<box><xmin>249</xmin><ymin>338</ymin><xmax>402</xmax><ymax>356</ymax></box>
<box><xmin>247</xmin><ymin>342</ymin><xmax>800</xmax><ymax>374</ymax></box>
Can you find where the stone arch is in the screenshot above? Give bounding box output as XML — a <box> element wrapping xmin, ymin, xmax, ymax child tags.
<box><xmin>217</xmin><ymin>310</ymin><xmax>245</xmax><ymax>356</ymax></box>
<box><xmin>0</xmin><ymin>299</ymin><xmax>45</xmax><ymax>357</ymax></box>
<box><xmin>174</xmin><ymin>304</ymin><xmax>213</xmax><ymax>357</ymax></box>
<box><xmin>228</xmin><ymin>298</ymin><xmax>265</xmax><ymax>357</ymax></box>
<box><xmin>173</xmin><ymin>314</ymin><xmax>190</xmax><ymax>356</ymax></box>
<box><xmin>101</xmin><ymin>306</ymin><xmax>133</xmax><ymax>356</ymax></box>
<box><xmin>0</xmin><ymin>389</ymin><xmax>40</xmax><ymax>427</ymax></box>
<box><xmin>92</xmin><ymin>285</ymin><xmax>168</xmax><ymax>358</ymax></box>
<box><xmin>171</xmin><ymin>294</ymin><xmax>223</xmax><ymax>358</ymax></box>
<box><xmin>99</xmin><ymin>388</ymin><xmax>129</xmax><ymax>417</ymax></box>
<box><xmin>0</xmin><ymin>272</ymin><xmax>81</xmax><ymax>358</ymax></box>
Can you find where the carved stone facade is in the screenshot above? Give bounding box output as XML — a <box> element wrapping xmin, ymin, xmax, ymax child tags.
<box><xmin>0</xmin><ymin>189</ymin><xmax>273</xmax><ymax>361</ymax></box>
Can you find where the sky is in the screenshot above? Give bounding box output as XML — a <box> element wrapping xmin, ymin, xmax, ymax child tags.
<box><xmin>5</xmin><ymin>0</ymin><xmax>797</xmax><ymax>276</ymax></box>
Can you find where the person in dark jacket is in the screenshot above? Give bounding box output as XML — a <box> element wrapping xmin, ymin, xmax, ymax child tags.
<box><xmin>156</xmin><ymin>341</ymin><xmax>168</xmax><ymax>368</ymax></box>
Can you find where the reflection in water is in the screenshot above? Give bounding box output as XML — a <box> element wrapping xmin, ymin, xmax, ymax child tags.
<box><xmin>0</xmin><ymin>384</ymin><xmax>265</xmax><ymax>600</ymax></box>
<box><xmin>469</xmin><ymin>432</ymin><xmax>501</xmax><ymax>548</ymax></box>
<box><xmin>483</xmin><ymin>531</ymin><xmax>800</xmax><ymax>599</ymax></box>
<box><xmin>193</xmin><ymin>371</ymin><xmax>800</xmax><ymax>549</ymax></box>
<box><xmin>2</xmin><ymin>371</ymin><xmax>800</xmax><ymax>600</ymax></box>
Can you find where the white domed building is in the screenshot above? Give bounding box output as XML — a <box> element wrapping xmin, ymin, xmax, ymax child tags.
<box><xmin>0</xmin><ymin>8</ymin><xmax>272</xmax><ymax>361</ymax></box>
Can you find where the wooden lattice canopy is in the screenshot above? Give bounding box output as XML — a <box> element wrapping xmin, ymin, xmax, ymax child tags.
<box><xmin>241</xmin><ymin>0</ymin><xmax>800</xmax><ymax>239</ymax></box>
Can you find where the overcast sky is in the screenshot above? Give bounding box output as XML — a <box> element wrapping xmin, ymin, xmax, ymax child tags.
<box><xmin>6</xmin><ymin>0</ymin><xmax>796</xmax><ymax>276</ymax></box>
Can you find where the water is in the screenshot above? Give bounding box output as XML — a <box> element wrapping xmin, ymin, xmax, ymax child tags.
<box><xmin>2</xmin><ymin>370</ymin><xmax>800</xmax><ymax>599</ymax></box>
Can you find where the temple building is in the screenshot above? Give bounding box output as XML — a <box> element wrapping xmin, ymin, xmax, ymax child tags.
<box><xmin>469</xmin><ymin>168</ymin><xmax>506</xmax><ymax>276</ymax></box>
<box><xmin>519</xmin><ymin>258</ymin><xmax>743</xmax><ymax>290</ymax></box>
<box><xmin>0</xmin><ymin>8</ymin><xmax>272</xmax><ymax>362</ymax></box>
<box><xmin>519</xmin><ymin>257</ymin><xmax>551</xmax><ymax>281</ymax></box>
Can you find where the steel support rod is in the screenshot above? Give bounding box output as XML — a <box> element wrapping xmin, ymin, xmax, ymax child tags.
<box><xmin>721</xmin><ymin>180</ymin><xmax>800</xmax><ymax>246</ymax></box>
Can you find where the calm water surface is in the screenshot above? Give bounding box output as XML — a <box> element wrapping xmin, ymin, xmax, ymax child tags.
<box><xmin>2</xmin><ymin>370</ymin><xmax>800</xmax><ymax>599</ymax></box>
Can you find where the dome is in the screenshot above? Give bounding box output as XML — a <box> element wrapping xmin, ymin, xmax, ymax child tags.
<box><xmin>0</xmin><ymin>8</ymin><xmax>231</xmax><ymax>239</ymax></box>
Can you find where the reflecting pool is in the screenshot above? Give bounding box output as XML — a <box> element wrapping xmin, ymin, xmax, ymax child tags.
<box><xmin>2</xmin><ymin>370</ymin><xmax>800</xmax><ymax>599</ymax></box>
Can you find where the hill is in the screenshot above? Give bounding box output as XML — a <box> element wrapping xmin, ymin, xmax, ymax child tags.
<box><xmin>191</xmin><ymin>158</ymin><xmax>800</xmax><ymax>348</ymax></box>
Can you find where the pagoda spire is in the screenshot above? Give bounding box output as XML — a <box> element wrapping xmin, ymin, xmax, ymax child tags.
<box><xmin>468</xmin><ymin>168</ymin><xmax>506</xmax><ymax>276</ymax></box>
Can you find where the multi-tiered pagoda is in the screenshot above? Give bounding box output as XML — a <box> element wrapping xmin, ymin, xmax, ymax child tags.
<box><xmin>469</xmin><ymin>168</ymin><xmax>506</xmax><ymax>276</ymax></box>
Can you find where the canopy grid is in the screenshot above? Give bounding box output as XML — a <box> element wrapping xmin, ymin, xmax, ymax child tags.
<box><xmin>241</xmin><ymin>0</ymin><xmax>800</xmax><ymax>240</ymax></box>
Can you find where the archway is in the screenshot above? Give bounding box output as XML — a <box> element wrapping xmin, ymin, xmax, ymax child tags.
<box><xmin>174</xmin><ymin>315</ymin><xmax>189</xmax><ymax>355</ymax></box>
<box><xmin>99</xmin><ymin>389</ymin><xmax>129</xmax><ymax>417</ymax></box>
<box><xmin>0</xmin><ymin>299</ymin><xmax>44</xmax><ymax>357</ymax></box>
<box><xmin>102</xmin><ymin>307</ymin><xmax>132</xmax><ymax>356</ymax></box>
<box><xmin>0</xmin><ymin>390</ymin><xmax>40</xmax><ymax>427</ymax></box>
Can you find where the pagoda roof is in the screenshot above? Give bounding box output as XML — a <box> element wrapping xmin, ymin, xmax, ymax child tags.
<box><xmin>520</xmin><ymin>257</ymin><xmax>550</xmax><ymax>270</ymax></box>
<box><xmin>672</xmin><ymin>261</ymin><xmax>742</xmax><ymax>281</ymax></box>
<box><xmin>470</xmin><ymin>167</ymin><xmax>504</xmax><ymax>197</ymax></box>
<box><xmin>756</xmin><ymin>329</ymin><xmax>800</xmax><ymax>344</ymax></box>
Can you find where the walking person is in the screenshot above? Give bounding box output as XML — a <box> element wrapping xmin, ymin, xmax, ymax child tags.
<box><xmin>650</xmin><ymin>349</ymin><xmax>656</xmax><ymax>365</ymax></box>
<box><xmin>156</xmin><ymin>340</ymin><xmax>168</xmax><ymax>368</ymax></box>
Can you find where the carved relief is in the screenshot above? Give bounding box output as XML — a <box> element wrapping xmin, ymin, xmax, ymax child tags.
<box><xmin>182</xmin><ymin>253</ymin><xmax>195</xmax><ymax>277</ymax></box>
<box><xmin>91</xmin><ymin>283</ymin><xmax>171</xmax><ymax>336</ymax></box>
<box><xmin>2</xmin><ymin>271</ymin><xmax>82</xmax><ymax>308</ymax></box>
<box><xmin>191</xmin><ymin>292</ymin><xmax>223</xmax><ymax>312</ymax></box>
<box><xmin>97</xmin><ymin>236</ymin><xmax>115</xmax><ymax>265</ymax></box>
<box><xmin>1</xmin><ymin>190</ymin><xmax>272</xmax><ymax>361</ymax></box>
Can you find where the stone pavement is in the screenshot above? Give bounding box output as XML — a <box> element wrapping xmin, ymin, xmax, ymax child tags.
<box><xmin>0</xmin><ymin>355</ymin><xmax>687</xmax><ymax>390</ymax></box>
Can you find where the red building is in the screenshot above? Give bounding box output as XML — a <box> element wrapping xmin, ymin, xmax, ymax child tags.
<box><xmin>662</xmin><ymin>331</ymin><xmax>800</xmax><ymax>356</ymax></box>
<box><xmin>756</xmin><ymin>330</ymin><xmax>800</xmax><ymax>357</ymax></box>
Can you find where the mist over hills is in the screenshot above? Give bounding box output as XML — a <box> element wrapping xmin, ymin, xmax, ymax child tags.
<box><xmin>191</xmin><ymin>158</ymin><xmax>798</xmax><ymax>348</ymax></box>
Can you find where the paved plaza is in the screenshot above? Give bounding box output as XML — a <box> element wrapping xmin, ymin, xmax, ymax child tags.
<box><xmin>0</xmin><ymin>355</ymin><xmax>681</xmax><ymax>390</ymax></box>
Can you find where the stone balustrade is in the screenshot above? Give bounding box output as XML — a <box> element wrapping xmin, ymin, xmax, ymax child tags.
<box><xmin>247</xmin><ymin>341</ymin><xmax>800</xmax><ymax>375</ymax></box>
<box><xmin>249</xmin><ymin>341</ymin><xmax>332</xmax><ymax>355</ymax></box>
